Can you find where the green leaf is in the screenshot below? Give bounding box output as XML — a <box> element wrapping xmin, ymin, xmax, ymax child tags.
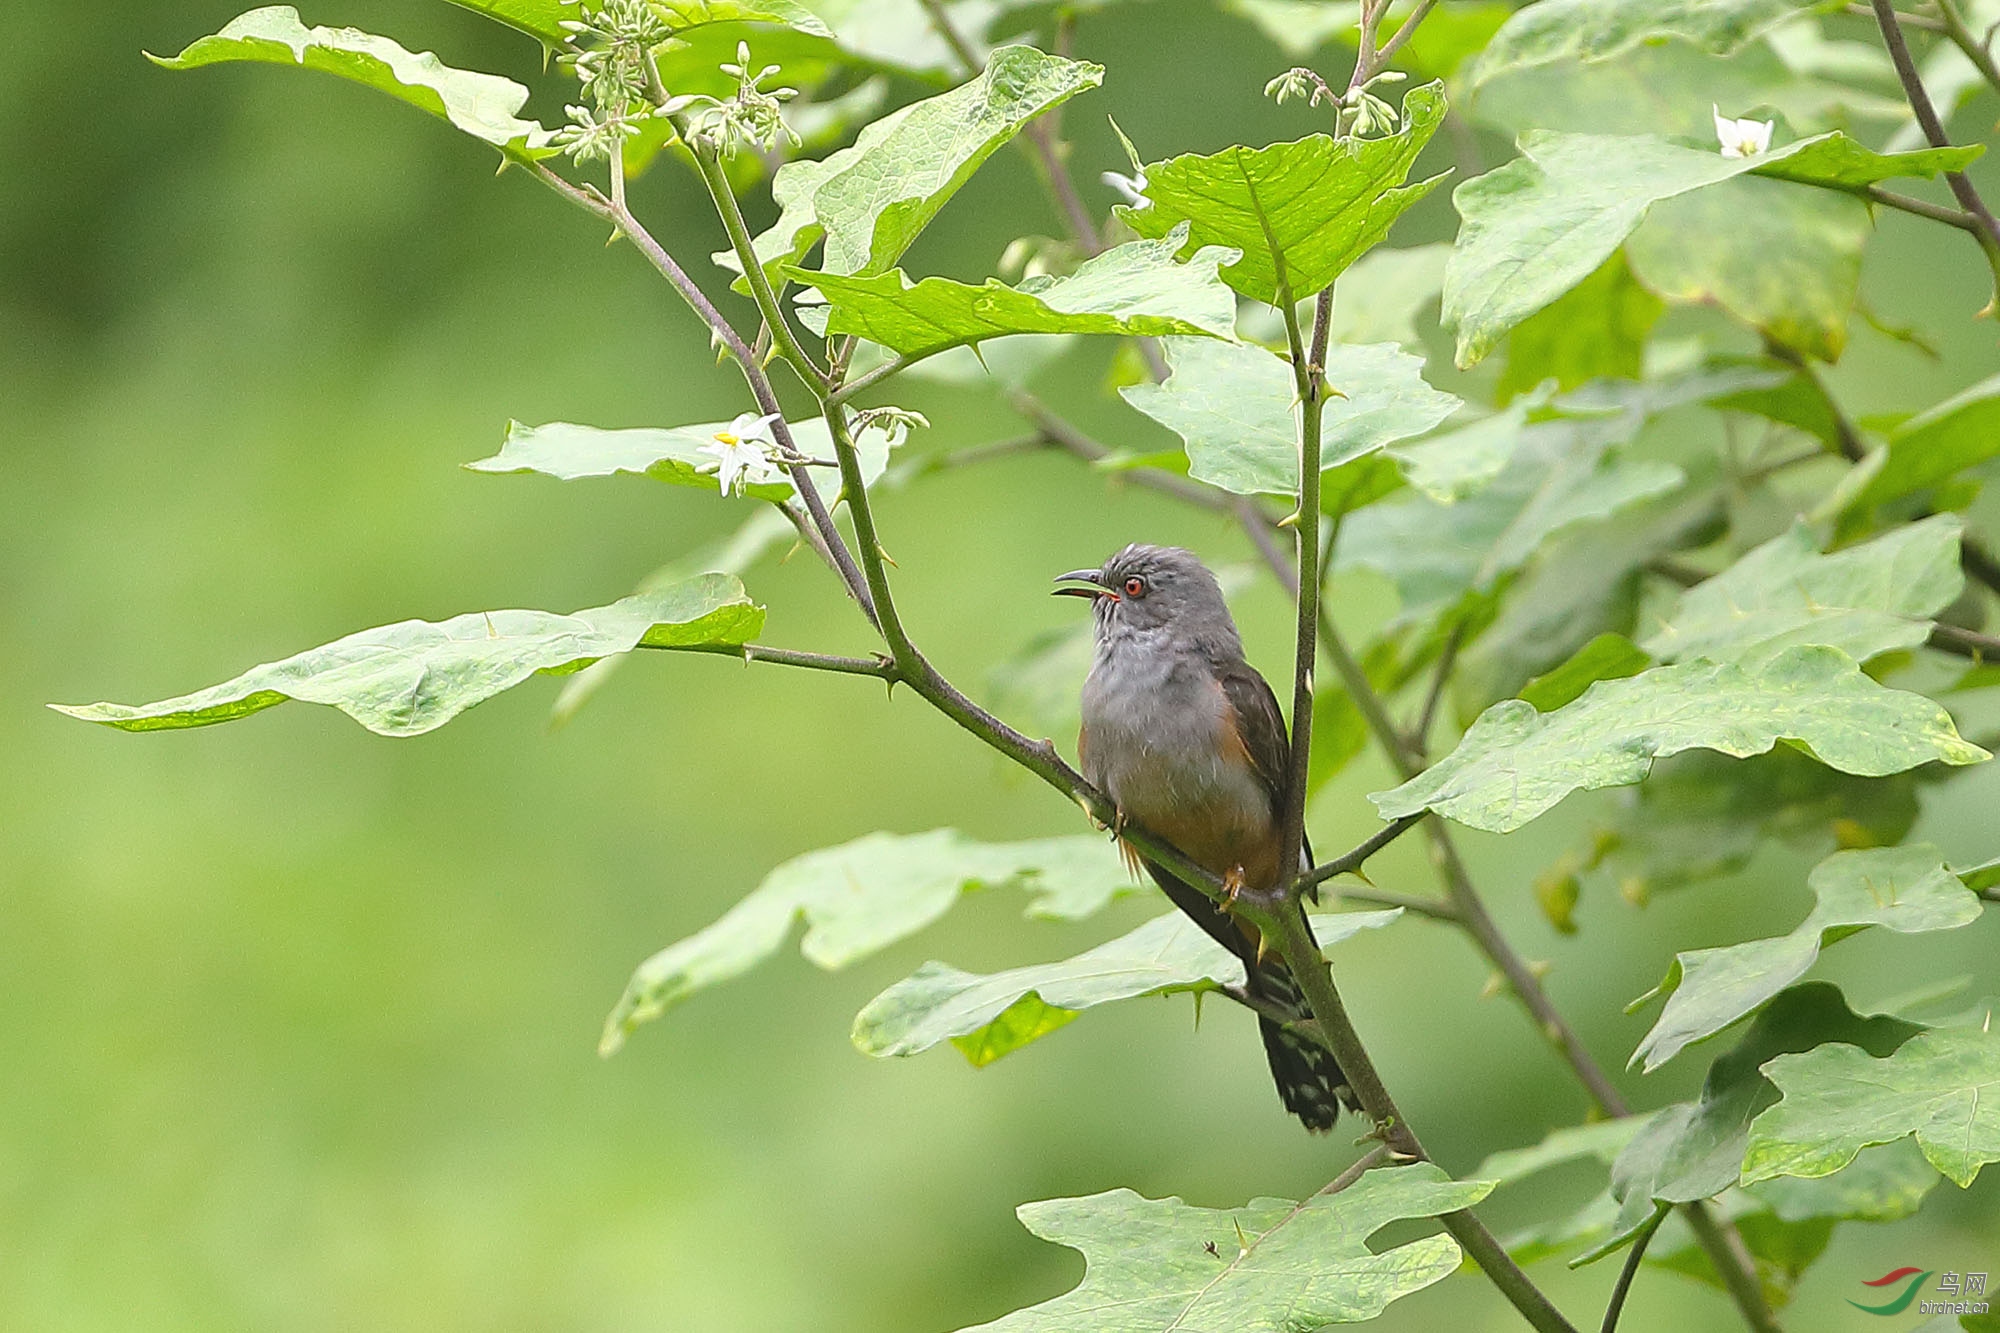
<box><xmin>1476</xmin><ymin>1117</ymin><xmax>1648</xmax><ymax>1185</ymax></box>
<box><xmin>1518</xmin><ymin>633</ymin><xmax>1655</xmax><ymax>712</ymax></box>
<box><xmin>1324</xmin><ymin>243</ymin><xmax>1452</xmax><ymax>347</ymax></box>
<box><xmin>599</xmin><ymin>831</ymin><xmax>1141</xmax><ymax>1053</ymax></box>
<box><xmin>799</xmin><ymin>223</ymin><xmax>1240</xmax><ymax>359</ymax></box>
<box><xmin>1752</xmin><ymin>135</ymin><xmax>1984</xmax><ymax>190</ymax></box>
<box><xmin>441</xmin><ymin>0</ymin><xmax>832</xmax><ymax>43</ymax></box>
<box><xmin>964</xmin><ymin>1164</ymin><xmax>1495</xmax><ymax>1333</ymax></box>
<box><xmin>1644</xmin><ymin>514</ymin><xmax>1966</xmax><ymax>667</ymax></box>
<box><xmin>1371</xmin><ymin>645</ymin><xmax>1987</xmax><ymax>834</ymax></box>
<box><xmin>439</xmin><ymin>0</ymin><xmax>568</xmax><ymax>42</ymax></box>
<box><xmin>466</xmin><ymin>416</ymin><xmax>892</xmax><ymax>500</ymax></box>
<box><xmin>149</xmin><ymin>7</ymin><xmax>555</xmax><ymax>159</ymax></box>
<box><xmin>1844</xmin><ymin>372</ymin><xmax>2000</xmax><ymax>516</ymax></box>
<box><xmin>1632</xmin><ymin>845</ymin><xmax>1982</xmax><ymax>1072</ymax></box>
<box><xmin>739</xmin><ymin>46</ymin><xmax>1102</xmax><ymax>282</ymax></box>
<box><xmin>1120</xmin><ymin>337</ymin><xmax>1459</xmax><ymax>496</ymax></box>
<box><xmin>1386</xmin><ymin>396</ymin><xmax>1539</xmax><ymax>504</ymax></box>
<box><xmin>1469</xmin><ymin>0</ymin><xmax>1843</xmax><ymax>88</ymax></box>
<box><xmin>1338</xmin><ymin>415</ymin><xmax>1684</xmax><ymax>625</ymax></box>
<box><xmin>51</xmin><ymin>576</ymin><xmax>762</xmax><ymax>737</ymax></box>
<box><xmin>1116</xmin><ymin>83</ymin><xmax>1450</xmax><ymax>305</ymax></box>
<box><xmin>1746</xmin><ymin>1025</ymin><xmax>2000</xmax><ymax>1188</ymax></box>
<box><xmin>1627</xmin><ymin>176</ymin><xmax>1868</xmax><ymax>362</ymax></box>
<box><xmin>852</xmin><ymin>909</ymin><xmax>1402</xmax><ymax>1065</ymax></box>
<box><xmin>1498</xmin><ymin>253</ymin><xmax>1662</xmax><ymax>401</ymax></box>
<box><xmin>1442</xmin><ymin>130</ymin><xmax>1971</xmax><ymax>368</ymax></box>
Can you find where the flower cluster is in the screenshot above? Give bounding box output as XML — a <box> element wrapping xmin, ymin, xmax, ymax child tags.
<box><xmin>681</xmin><ymin>42</ymin><xmax>801</xmax><ymax>157</ymax></box>
<box><xmin>553</xmin><ymin>0</ymin><xmax>669</xmax><ymax>164</ymax></box>
<box><xmin>1264</xmin><ymin>65</ymin><xmax>1406</xmax><ymax>139</ymax></box>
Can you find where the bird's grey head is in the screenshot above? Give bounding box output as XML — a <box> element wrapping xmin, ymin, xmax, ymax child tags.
<box><xmin>1053</xmin><ymin>544</ymin><xmax>1243</xmax><ymax>651</ymax></box>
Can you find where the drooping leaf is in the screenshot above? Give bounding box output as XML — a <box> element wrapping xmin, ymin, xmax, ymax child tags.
<box><xmin>1631</xmin><ymin>845</ymin><xmax>1982</xmax><ymax>1072</ymax></box>
<box><xmin>1498</xmin><ymin>253</ymin><xmax>1662</xmax><ymax>401</ymax></box>
<box><xmin>1644</xmin><ymin>514</ymin><xmax>1966</xmax><ymax>668</ymax></box>
<box><xmin>1119</xmin><ymin>337</ymin><xmax>1459</xmax><ymax>496</ymax></box>
<box><xmin>800</xmin><ymin>224</ymin><xmax>1240</xmax><ymax>359</ymax></box>
<box><xmin>1116</xmin><ymin>83</ymin><xmax>1450</xmax><ymax>305</ymax></box>
<box><xmin>466</xmin><ymin>416</ymin><xmax>894</xmax><ymax>501</ymax></box>
<box><xmin>1338</xmin><ymin>414</ymin><xmax>1684</xmax><ymax>625</ymax></box>
<box><xmin>1371</xmin><ymin>645</ymin><xmax>1987</xmax><ymax>834</ymax></box>
<box><xmin>149</xmin><ymin>6</ymin><xmax>555</xmax><ymax>159</ymax></box>
<box><xmin>1753</xmin><ymin>135</ymin><xmax>1984</xmax><ymax>190</ymax></box>
<box><xmin>1843</xmin><ymin>372</ymin><xmax>2000</xmax><ymax>516</ymax></box>
<box><xmin>1746</xmin><ymin>1025</ymin><xmax>2000</xmax><ymax>1188</ymax></box>
<box><xmin>737</xmin><ymin>46</ymin><xmax>1102</xmax><ymax>282</ymax></box>
<box><xmin>52</xmin><ymin>577</ymin><xmax>763</xmax><ymax>737</ymax></box>
<box><xmin>1469</xmin><ymin>0</ymin><xmax>1843</xmax><ymax>89</ymax></box>
<box><xmin>1442</xmin><ymin>130</ymin><xmax>1975</xmax><ymax>367</ymax></box>
<box><xmin>961</xmin><ymin>1165</ymin><xmax>1495</xmax><ymax>1333</ymax></box>
<box><xmin>599</xmin><ymin>831</ymin><xmax>1141</xmax><ymax>1053</ymax></box>
<box><xmin>853</xmin><ymin>909</ymin><xmax>1401</xmax><ymax>1065</ymax></box>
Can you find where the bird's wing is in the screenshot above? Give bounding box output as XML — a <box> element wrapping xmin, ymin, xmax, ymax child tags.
<box><xmin>1217</xmin><ymin>660</ymin><xmax>1292</xmax><ymax>819</ymax></box>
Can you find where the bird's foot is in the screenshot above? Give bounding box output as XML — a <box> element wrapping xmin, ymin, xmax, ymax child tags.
<box><xmin>1221</xmin><ymin>865</ymin><xmax>1246</xmax><ymax>910</ymax></box>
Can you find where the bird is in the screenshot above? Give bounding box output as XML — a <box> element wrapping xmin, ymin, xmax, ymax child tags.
<box><xmin>1054</xmin><ymin>543</ymin><xmax>1355</xmax><ymax>1132</ymax></box>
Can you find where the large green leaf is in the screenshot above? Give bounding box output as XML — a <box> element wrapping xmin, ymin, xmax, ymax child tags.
<box><xmin>1844</xmin><ymin>372</ymin><xmax>2000</xmax><ymax>516</ymax></box>
<box><xmin>1443</xmin><ymin>131</ymin><xmax>1978</xmax><ymax>367</ymax></box>
<box><xmin>1626</xmin><ymin>175</ymin><xmax>1868</xmax><ymax>362</ymax></box>
<box><xmin>1497</xmin><ymin>253</ymin><xmax>1662</xmax><ymax>401</ymax></box>
<box><xmin>1644</xmin><ymin>514</ymin><xmax>1966</xmax><ymax>667</ymax></box>
<box><xmin>599</xmin><ymin>830</ymin><xmax>1140</xmax><ymax>1053</ymax></box>
<box><xmin>961</xmin><ymin>1164</ymin><xmax>1494</xmax><ymax>1333</ymax></box>
<box><xmin>852</xmin><ymin>909</ymin><xmax>1402</xmax><ymax>1066</ymax></box>
<box><xmin>1631</xmin><ymin>845</ymin><xmax>1982</xmax><ymax>1072</ymax></box>
<box><xmin>1338</xmin><ymin>415</ymin><xmax>1683</xmax><ymax>625</ymax></box>
<box><xmin>1120</xmin><ymin>337</ymin><xmax>1459</xmax><ymax>496</ymax></box>
<box><xmin>1746</xmin><ymin>1026</ymin><xmax>2000</xmax><ymax>1188</ymax></box>
<box><xmin>150</xmin><ymin>7</ymin><xmax>555</xmax><ymax>159</ymax></box>
<box><xmin>441</xmin><ymin>0</ymin><xmax>832</xmax><ymax>43</ymax></box>
<box><xmin>52</xmin><ymin>577</ymin><xmax>762</xmax><ymax>737</ymax></box>
<box><xmin>800</xmin><ymin>224</ymin><xmax>1239</xmax><ymax>359</ymax></box>
<box><xmin>1116</xmin><ymin>83</ymin><xmax>1450</xmax><ymax>305</ymax></box>
<box><xmin>466</xmin><ymin>416</ymin><xmax>891</xmax><ymax>501</ymax></box>
<box><xmin>1371</xmin><ymin>645</ymin><xmax>1987</xmax><ymax>834</ymax></box>
<box><xmin>1469</xmin><ymin>0</ymin><xmax>1841</xmax><ymax>88</ymax></box>
<box><xmin>739</xmin><ymin>46</ymin><xmax>1101</xmax><ymax>282</ymax></box>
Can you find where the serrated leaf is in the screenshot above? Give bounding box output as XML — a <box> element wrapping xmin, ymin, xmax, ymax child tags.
<box><xmin>1469</xmin><ymin>0</ymin><xmax>1843</xmax><ymax>88</ymax></box>
<box><xmin>466</xmin><ymin>415</ymin><xmax>894</xmax><ymax>501</ymax></box>
<box><xmin>800</xmin><ymin>224</ymin><xmax>1239</xmax><ymax>359</ymax></box>
<box><xmin>853</xmin><ymin>909</ymin><xmax>1401</xmax><ymax>1064</ymax></box>
<box><xmin>599</xmin><ymin>831</ymin><xmax>1141</xmax><ymax>1053</ymax></box>
<box><xmin>1443</xmin><ymin>130</ymin><xmax>1974</xmax><ymax>368</ymax></box>
<box><xmin>1746</xmin><ymin>1025</ymin><xmax>2000</xmax><ymax>1188</ymax></box>
<box><xmin>1338</xmin><ymin>415</ymin><xmax>1683</xmax><ymax>625</ymax></box>
<box><xmin>52</xmin><ymin>577</ymin><xmax>761</xmax><ymax>737</ymax></box>
<box><xmin>149</xmin><ymin>6</ymin><xmax>555</xmax><ymax>159</ymax></box>
<box><xmin>1372</xmin><ymin>645</ymin><xmax>1987</xmax><ymax>834</ymax></box>
<box><xmin>1119</xmin><ymin>337</ymin><xmax>1459</xmax><ymax>496</ymax></box>
<box><xmin>1645</xmin><ymin>514</ymin><xmax>1966</xmax><ymax>668</ymax></box>
<box><xmin>1633</xmin><ymin>845</ymin><xmax>1982</xmax><ymax>1072</ymax></box>
<box><xmin>736</xmin><ymin>46</ymin><xmax>1102</xmax><ymax>283</ymax></box>
<box><xmin>962</xmin><ymin>1164</ymin><xmax>1494</xmax><ymax>1333</ymax></box>
<box><xmin>1116</xmin><ymin>83</ymin><xmax>1450</xmax><ymax>305</ymax></box>
<box><xmin>1844</xmin><ymin>372</ymin><xmax>2000</xmax><ymax>516</ymax></box>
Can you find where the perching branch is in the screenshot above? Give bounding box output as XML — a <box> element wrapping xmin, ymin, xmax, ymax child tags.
<box><xmin>1275</xmin><ymin>286</ymin><xmax>1332</xmax><ymax>892</ymax></box>
<box><xmin>641</xmin><ymin>641</ymin><xmax>902</xmax><ymax>679</ymax></box>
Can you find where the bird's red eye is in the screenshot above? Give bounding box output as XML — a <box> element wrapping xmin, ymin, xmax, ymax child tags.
<box><xmin>1123</xmin><ymin>576</ymin><xmax>1146</xmax><ymax>598</ymax></box>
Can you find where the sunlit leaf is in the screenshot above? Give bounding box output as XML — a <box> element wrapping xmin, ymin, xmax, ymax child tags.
<box><xmin>150</xmin><ymin>6</ymin><xmax>555</xmax><ymax>159</ymax></box>
<box><xmin>853</xmin><ymin>909</ymin><xmax>1401</xmax><ymax>1065</ymax></box>
<box><xmin>961</xmin><ymin>1164</ymin><xmax>1494</xmax><ymax>1333</ymax></box>
<box><xmin>1469</xmin><ymin>0</ymin><xmax>1844</xmax><ymax>89</ymax></box>
<box><xmin>1746</xmin><ymin>1025</ymin><xmax>2000</xmax><ymax>1188</ymax></box>
<box><xmin>1844</xmin><ymin>372</ymin><xmax>2000</xmax><ymax>516</ymax></box>
<box><xmin>600</xmin><ymin>831</ymin><xmax>1142</xmax><ymax>1053</ymax></box>
<box><xmin>466</xmin><ymin>416</ymin><xmax>893</xmax><ymax>501</ymax></box>
<box><xmin>52</xmin><ymin>577</ymin><xmax>762</xmax><ymax>737</ymax></box>
<box><xmin>1632</xmin><ymin>845</ymin><xmax>1982</xmax><ymax>1072</ymax></box>
<box><xmin>1644</xmin><ymin>514</ymin><xmax>1965</xmax><ymax>667</ymax></box>
<box><xmin>441</xmin><ymin>0</ymin><xmax>831</xmax><ymax>43</ymax></box>
<box><xmin>801</xmin><ymin>224</ymin><xmax>1239</xmax><ymax>358</ymax></box>
<box><xmin>1120</xmin><ymin>337</ymin><xmax>1459</xmax><ymax>496</ymax></box>
<box><xmin>736</xmin><ymin>46</ymin><xmax>1102</xmax><ymax>283</ymax></box>
<box><xmin>1372</xmin><ymin>645</ymin><xmax>1987</xmax><ymax>834</ymax></box>
<box><xmin>1117</xmin><ymin>82</ymin><xmax>1449</xmax><ymax>305</ymax></box>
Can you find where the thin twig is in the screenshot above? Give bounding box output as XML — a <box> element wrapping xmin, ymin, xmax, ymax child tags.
<box><xmin>1006</xmin><ymin>387</ymin><xmax>1239</xmax><ymax>513</ymax></box>
<box><xmin>1940</xmin><ymin>0</ymin><xmax>2000</xmax><ymax>94</ymax></box>
<box><xmin>1600</xmin><ymin>1205</ymin><xmax>1669</xmax><ymax>1333</ymax></box>
<box><xmin>1410</xmin><ymin>620</ymin><xmax>1464</xmax><ymax>758</ymax></box>
<box><xmin>1298</xmin><ymin>814</ymin><xmax>1426</xmax><ymax>894</ymax></box>
<box><xmin>1318</xmin><ymin>1143</ymin><xmax>1393</xmax><ymax>1196</ymax></box>
<box><xmin>1337</xmin><ymin>883</ymin><xmax>1460</xmax><ymax>922</ymax></box>
<box><xmin>642</xmin><ymin>641</ymin><xmax>902</xmax><ymax>679</ymax></box>
<box><xmin>1369</xmin><ymin>0</ymin><xmax>1440</xmax><ymax>79</ymax></box>
<box><xmin>1931</xmin><ymin>622</ymin><xmax>2000</xmax><ymax>658</ymax></box>
<box><xmin>1849</xmin><ymin>2</ymin><xmax>1949</xmax><ymax>30</ymax></box>
<box><xmin>1868</xmin><ymin>184</ymin><xmax>1982</xmax><ymax>231</ymax></box>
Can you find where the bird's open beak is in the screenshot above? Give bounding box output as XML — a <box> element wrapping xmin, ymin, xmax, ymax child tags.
<box><xmin>1052</xmin><ymin>568</ymin><xmax>1114</xmax><ymax>599</ymax></box>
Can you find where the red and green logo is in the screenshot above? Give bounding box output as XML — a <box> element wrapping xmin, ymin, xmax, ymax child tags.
<box><xmin>1849</xmin><ymin>1267</ymin><xmax>1934</xmax><ymax>1316</ymax></box>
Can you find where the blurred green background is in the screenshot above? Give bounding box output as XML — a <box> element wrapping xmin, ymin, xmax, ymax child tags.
<box><xmin>4</xmin><ymin>3</ymin><xmax>1998</xmax><ymax>1331</ymax></box>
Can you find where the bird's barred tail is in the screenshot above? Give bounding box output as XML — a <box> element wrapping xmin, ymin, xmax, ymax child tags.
<box><xmin>1249</xmin><ymin>954</ymin><xmax>1358</xmax><ymax>1134</ymax></box>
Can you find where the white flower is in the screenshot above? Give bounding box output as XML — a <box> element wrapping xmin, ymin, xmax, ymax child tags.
<box><xmin>699</xmin><ymin>412</ymin><xmax>784</xmax><ymax>496</ymax></box>
<box><xmin>1101</xmin><ymin>169</ymin><xmax>1150</xmax><ymax>209</ymax></box>
<box><xmin>1713</xmin><ymin>105</ymin><xmax>1773</xmax><ymax>159</ymax></box>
